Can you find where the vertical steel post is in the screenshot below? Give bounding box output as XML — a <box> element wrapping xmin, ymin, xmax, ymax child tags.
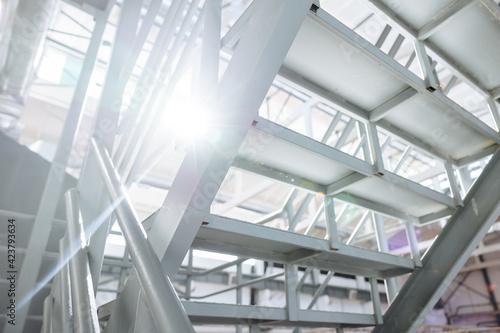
<box><xmin>405</xmin><ymin>222</ymin><xmax>422</xmax><ymax>268</ymax></box>
<box><xmin>285</xmin><ymin>264</ymin><xmax>299</xmax><ymax>321</ymax></box>
<box><xmin>366</xmin><ymin>122</ymin><xmax>385</xmax><ymax>174</ymax></box>
<box><xmin>370</xmin><ymin>277</ymin><xmax>383</xmax><ymax>324</ymax></box>
<box><xmin>372</xmin><ymin>213</ymin><xmax>398</xmax><ymax>303</ymax></box>
<box><xmin>324</xmin><ymin>196</ymin><xmax>340</xmax><ymax>250</ymax></box>
<box><xmin>445</xmin><ymin>162</ymin><xmax>464</xmax><ymax>207</ymax></box>
<box><xmin>236</xmin><ymin>261</ymin><xmax>243</xmax><ymax>333</ymax></box>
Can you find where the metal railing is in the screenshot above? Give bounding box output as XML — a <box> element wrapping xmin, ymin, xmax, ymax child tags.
<box><xmin>42</xmin><ymin>138</ymin><xmax>195</xmax><ymax>332</ymax></box>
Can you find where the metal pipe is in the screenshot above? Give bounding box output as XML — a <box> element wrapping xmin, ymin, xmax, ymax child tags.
<box><xmin>58</xmin><ymin>237</ymin><xmax>73</xmax><ymax>333</ymax></box>
<box><xmin>65</xmin><ymin>189</ymin><xmax>100</xmax><ymax>333</ymax></box>
<box><xmin>41</xmin><ymin>296</ymin><xmax>53</xmax><ymax>333</ymax></box>
<box><xmin>189</xmin><ymin>272</ymin><xmax>284</xmax><ymax>299</ymax></box>
<box><xmin>90</xmin><ymin>138</ymin><xmax>195</xmax><ymax>333</ymax></box>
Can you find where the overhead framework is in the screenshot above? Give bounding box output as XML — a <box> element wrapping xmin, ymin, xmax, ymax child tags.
<box><xmin>3</xmin><ymin>0</ymin><xmax>500</xmax><ymax>332</ymax></box>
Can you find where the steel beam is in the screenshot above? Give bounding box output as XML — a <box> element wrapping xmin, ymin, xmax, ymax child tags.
<box><xmin>314</xmin><ymin>9</ymin><xmax>500</xmax><ymax>144</ymax></box>
<box><xmin>182</xmin><ymin>301</ymin><xmax>376</xmax><ymax>327</ymax></box>
<box><xmin>372</xmin><ymin>148</ymin><xmax>500</xmax><ymax>333</ymax></box>
<box><xmin>369</xmin><ymin>87</ymin><xmax>418</xmax><ymax>122</ymax></box>
<box><xmin>376</xmin><ymin>120</ymin><xmax>452</xmax><ymax>164</ymax></box>
<box><xmin>278</xmin><ymin>67</ymin><xmax>369</xmax><ymax>122</ymax></box>
<box><xmin>416</xmin><ymin>0</ymin><xmax>478</xmax><ymax>40</ymax></box>
<box><xmin>326</xmin><ymin>172</ymin><xmax>368</xmax><ymax>196</ymax></box>
<box><xmin>334</xmin><ymin>192</ymin><xmax>419</xmax><ymax>224</ymax></box>
<box><xmin>104</xmin><ymin>1</ymin><xmax>313</xmax><ymax>331</ymax></box>
<box><xmin>357</xmin><ymin>0</ymin><xmax>491</xmax><ymax>98</ymax></box>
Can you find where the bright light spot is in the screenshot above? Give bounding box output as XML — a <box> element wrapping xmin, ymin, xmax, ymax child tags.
<box><xmin>37</xmin><ymin>52</ymin><xmax>65</xmax><ymax>83</ymax></box>
<box><xmin>162</xmin><ymin>97</ymin><xmax>210</xmax><ymax>147</ymax></box>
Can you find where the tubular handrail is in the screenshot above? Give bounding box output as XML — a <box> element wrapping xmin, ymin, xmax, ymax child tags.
<box><xmin>89</xmin><ymin>137</ymin><xmax>195</xmax><ymax>333</ymax></box>
<box><xmin>65</xmin><ymin>189</ymin><xmax>100</xmax><ymax>332</ymax></box>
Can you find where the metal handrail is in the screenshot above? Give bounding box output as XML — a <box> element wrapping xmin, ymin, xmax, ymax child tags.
<box><xmin>90</xmin><ymin>137</ymin><xmax>195</xmax><ymax>333</ymax></box>
<box><xmin>65</xmin><ymin>189</ymin><xmax>100</xmax><ymax>332</ymax></box>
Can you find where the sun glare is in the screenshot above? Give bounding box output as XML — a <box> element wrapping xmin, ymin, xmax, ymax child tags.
<box><xmin>161</xmin><ymin>96</ymin><xmax>210</xmax><ymax>148</ymax></box>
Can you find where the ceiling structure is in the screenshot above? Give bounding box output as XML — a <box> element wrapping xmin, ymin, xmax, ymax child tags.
<box><xmin>1</xmin><ymin>0</ymin><xmax>500</xmax><ymax>332</ymax></box>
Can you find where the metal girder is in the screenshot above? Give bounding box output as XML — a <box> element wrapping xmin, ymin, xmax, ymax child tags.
<box><xmin>372</xmin><ymin>148</ymin><xmax>500</xmax><ymax>333</ymax></box>
<box><xmin>232</xmin><ymin>158</ymin><xmax>326</xmax><ymax>193</ymax></box>
<box><xmin>312</xmin><ymin>9</ymin><xmax>500</xmax><ymax>146</ymax></box>
<box><xmin>235</xmin><ymin>117</ymin><xmax>455</xmax><ymax>221</ymax></box>
<box><xmin>416</xmin><ymin>0</ymin><xmax>478</xmax><ymax>40</ymax></box>
<box><xmin>335</xmin><ymin>192</ymin><xmax>419</xmax><ymax>224</ymax></box>
<box><xmin>326</xmin><ymin>172</ymin><xmax>368</xmax><ymax>196</ymax></box>
<box><xmin>182</xmin><ymin>301</ymin><xmax>376</xmax><ymax>327</ymax></box>
<box><xmin>7</xmin><ymin>12</ymin><xmax>108</xmax><ymax>333</ymax></box>
<box><xmin>375</xmin><ymin>120</ymin><xmax>453</xmax><ymax>165</ymax></box>
<box><xmin>369</xmin><ymin>87</ymin><xmax>418</xmax><ymax>122</ymax></box>
<box><xmin>104</xmin><ymin>1</ymin><xmax>313</xmax><ymax>331</ymax></box>
<box><xmin>194</xmin><ymin>214</ymin><xmax>415</xmax><ymax>278</ymax></box>
<box><xmin>455</xmin><ymin>145</ymin><xmax>498</xmax><ymax>167</ymax></box>
<box><xmin>277</xmin><ymin>67</ymin><xmax>369</xmax><ymax>123</ymax></box>
<box><xmin>357</xmin><ymin>0</ymin><xmax>492</xmax><ymax>98</ymax></box>
<box><xmin>252</xmin><ymin>117</ymin><xmax>375</xmax><ymax>175</ymax></box>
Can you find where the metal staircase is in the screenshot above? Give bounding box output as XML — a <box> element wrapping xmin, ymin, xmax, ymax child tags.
<box><xmin>4</xmin><ymin>0</ymin><xmax>500</xmax><ymax>332</ymax></box>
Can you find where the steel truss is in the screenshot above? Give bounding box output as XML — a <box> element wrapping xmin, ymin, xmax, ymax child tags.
<box><xmin>8</xmin><ymin>0</ymin><xmax>500</xmax><ymax>332</ymax></box>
